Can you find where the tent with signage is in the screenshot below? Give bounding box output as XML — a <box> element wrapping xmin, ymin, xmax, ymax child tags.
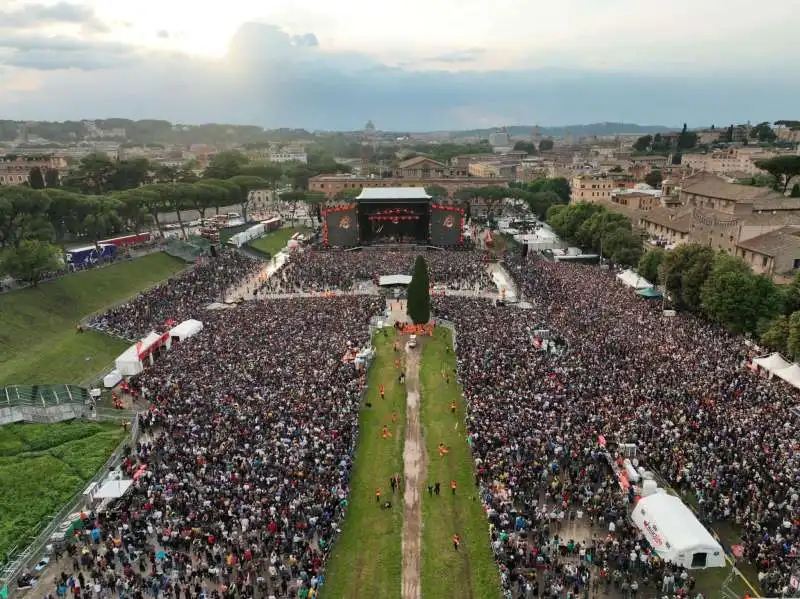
<box><xmin>114</xmin><ymin>331</ymin><xmax>169</xmax><ymax>376</ymax></box>
<box><xmin>616</xmin><ymin>269</ymin><xmax>653</xmax><ymax>290</ymax></box>
<box><xmin>168</xmin><ymin>319</ymin><xmax>203</xmax><ymax>343</ymax></box>
<box><xmin>631</xmin><ymin>493</ymin><xmax>725</xmax><ymax>569</ymax></box>
<box><xmin>775</xmin><ymin>363</ymin><xmax>800</xmax><ymax>390</ymax></box>
<box><xmin>752</xmin><ymin>352</ymin><xmax>791</xmax><ymax>376</ymax></box>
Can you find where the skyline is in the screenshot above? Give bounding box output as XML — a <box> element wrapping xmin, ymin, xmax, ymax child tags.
<box><xmin>0</xmin><ymin>0</ymin><xmax>798</xmax><ymax>130</ymax></box>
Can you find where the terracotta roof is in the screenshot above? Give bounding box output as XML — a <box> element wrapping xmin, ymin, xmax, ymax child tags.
<box><xmin>397</xmin><ymin>156</ymin><xmax>447</xmax><ymax>169</ymax></box>
<box><xmin>737</xmin><ymin>226</ymin><xmax>800</xmax><ymax>257</ymax></box>
<box><xmin>682</xmin><ymin>178</ymin><xmax>782</xmax><ymax>202</ymax></box>
<box><xmin>752</xmin><ymin>198</ymin><xmax>800</xmax><ymax>211</ymax></box>
<box><xmin>638</xmin><ymin>208</ymin><xmax>692</xmax><ymax>233</ymax></box>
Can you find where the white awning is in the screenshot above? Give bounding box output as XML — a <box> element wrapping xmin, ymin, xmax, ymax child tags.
<box><xmin>93</xmin><ymin>479</ymin><xmax>133</xmax><ymax>499</ymax></box>
<box><xmin>616</xmin><ymin>269</ymin><xmax>653</xmax><ymax>289</ymax></box>
<box><xmin>753</xmin><ymin>352</ymin><xmax>791</xmax><ymax>374</ymax></box>
<box><xmin>168</xmin><ymin>319</ymin><xmax>204</xmax><ymax>341</ymax></box>
<box><xmin>378</xmin><ymin>275</ymin><xmax>412</xmax><ymax>286</ymax></box>
<box><xmin>357</xmin><ymin>187</ymin><xmax>431</xmax><ymax>200</ymax></box>
<box><xmin>775</xmin><ymin>363</ymin><xmax>800</xmax><ymax>390</ymax></box>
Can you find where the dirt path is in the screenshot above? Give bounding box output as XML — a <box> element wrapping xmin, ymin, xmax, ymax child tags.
<box><xmin>401</xmin><ymin>343</ymin><xmax>426</xmax><ymax>599</ymax></box>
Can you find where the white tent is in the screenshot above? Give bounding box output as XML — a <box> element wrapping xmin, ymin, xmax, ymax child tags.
<box><xmin>168</xmin><ymin>319</ymin><xmax>204</xmax><ymax>342</ymax></box>
<box><xmin>775</xmin><ymin>363</ymin><xmax>800</xmax><ymax>390</ymax></box>
<box><xmin>752</xmin><ymin>352</ymin><xmax>791</xmax><ymax>375</ymax></box>
<box><xmin>378</xmin><ymin>275</ymin><xmax>412</xmax><ymax>286</ymax></box>
<box><xmin>631</xmin><ymin>493</ymin><xmax>725</xmax><ymax>569</ymax></box>
<box><xmin>616</xmin><ymin>269</ymin><xmax>653</xmax><ymax>289</ymax></box>
<box><xmin>114</xmin><ymin>331</ymin><xmax>164</xmax><ymax>376</ymax></box>
<box><xmin>93</xmin><ymin>479</ymin><xmax>133</xmax><ymax>499</ymax></box>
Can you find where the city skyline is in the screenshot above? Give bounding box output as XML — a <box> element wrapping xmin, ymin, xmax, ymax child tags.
<box><xmin>0</xmin><ymin>0</ymin><xmax>798</xmax><ymax>130</ymax></box>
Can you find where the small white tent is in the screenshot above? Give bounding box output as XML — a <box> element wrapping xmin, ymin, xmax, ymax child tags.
<box><xmin>115</xmin><ymin>344</ymin><xmax>144</xmax><ymax>376</ymax></box>
<box><xmin>632</xmin><ymin>493</ymin><xmax>725</xmax><ymax>569</ymax></box>
<box><xmin>93</xmin><ymin>479</ymin><xmax>133</xmax><ymax>500</ymax></box>
<box><xmin>616</xmin><ymin>269</ymin><xmax>653</xmax><ymax>290</ymax></box>
<box><xmin>752</xmin><ymin>352</ymin><xmax>791</xmax><ymax>375</ymax></box>
<box><xmin>775</xmin><ymin>363</ymin><xmax>800</xmax><ymax>390</ymax></box>
<box><xmin>168</xmin><ymin>319</ymin><xmax>204</xmax><ymax>342</ymax></box>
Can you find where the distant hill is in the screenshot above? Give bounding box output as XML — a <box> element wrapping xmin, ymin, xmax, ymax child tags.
<box><xmin>450</xmin><ymin>122</ymin><xmax>675</xmax><ymax>139</ymax></box>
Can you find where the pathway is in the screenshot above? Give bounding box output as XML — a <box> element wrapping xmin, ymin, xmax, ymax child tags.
<box><xmin>401</xmin><ymin>341</ymin><xmax>426</xmax><ymax>599</ymax></box>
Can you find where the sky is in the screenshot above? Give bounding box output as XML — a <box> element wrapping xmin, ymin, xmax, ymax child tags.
<box><xmin>0</xmin><ymin>0</ymin><xmax>798</xmax><ymax>131</ymax></box>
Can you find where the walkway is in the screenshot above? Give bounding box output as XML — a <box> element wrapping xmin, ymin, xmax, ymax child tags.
<box><xmin>487</xmin><ymin>262</ymin><xmax>519</xmax><ymax>302</ymax></box>
<box><xmin>402</xmin><ymin>342</ymin><xmax>425</xmax><ymax>599</ymax></box>
<box><xmin>223</xmin><ymin>251</ymin><xmax>290</xmax><ymax>301</ymax></box>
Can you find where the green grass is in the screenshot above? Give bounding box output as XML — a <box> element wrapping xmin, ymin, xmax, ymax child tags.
<box><xmin>419</xmin><ymin>327</ymin><xmax>501</xmax><ymax>599</ymax></box>
<box><xmin>0</xmin><ymin>252</ymin><xmax>185</xmax><ymax>386</ymax></box>
<box><xmin>322</xmin><ymin>330</ymin><xmax>406</xmax><ymax>599</ymax></box>
<box><xmin>249</xmin><ymin>227</ymin><xmax>310</xmax><ymax>256</ymax></box>
<box><xmin>0</xmin><ymin>422</ymin><xmax>127</xmax><ymax>562</ymax></box>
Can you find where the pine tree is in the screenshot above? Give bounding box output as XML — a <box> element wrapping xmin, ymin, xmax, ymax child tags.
<box><xmin>406</xmin><ymin>255</ymin><xmax>431</xmax><ymax>324</ymax></box>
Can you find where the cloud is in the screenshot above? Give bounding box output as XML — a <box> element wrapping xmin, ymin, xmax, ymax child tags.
<box><xmin>0</xmin><ymin>1</ymin><xmax>108</xmax><ymax>32</ymax></box>
<box><xmin>425</xmin><ymin>48</ymin><xmax>485</xmax><ymax>64</ymax></box>
<box><xmin>0</xmin><ymin>21</ymin><xmax>798</xmax><ymax>130</ymax></box>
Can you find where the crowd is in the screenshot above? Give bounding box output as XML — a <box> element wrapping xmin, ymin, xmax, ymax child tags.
<box><xmin>257</xmin><ymin>249</ymin><xmax>494</xmax><ymax>294</ymax></box>
<box><xmin>48</xmin><ymin>296</ymin><xmax>383</xmax><ymax>599</ymax></box>
<box><xmin>434</xmin><ymin>255</ymin><xmax>800</xmax><ymax>597</ymax></box>
<box><xmin>89</xmin><ymin>250</ymin><xmax>262</xmax><ymax>341</ymax></box>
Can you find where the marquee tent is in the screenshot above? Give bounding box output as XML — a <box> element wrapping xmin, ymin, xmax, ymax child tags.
<box><xmin>775</xmin><ymin>363</ymin><xmax>800</xmax><ymax>390</ymax></box>
<box><xmin>114</xmin><ymin>331</ymin><xmax>169</xmax><ymax>376</ymax></box>
<box><xmin>631</xmin><ymin>493</ymin><xmax>725</xmax><ymax>569</ymax></box>
<box><xmin>616</xmin><ymin>269</ymin><xmax>653</xmax><ymax>289</ymax></box>
<box><xmin>752</xmin><ymin>352</ymin><xmax>791</xmax><ymax>375</ymax></box>
<box><xmin>378</xmin><ymin>275</ymin><xmax>412</xmax><ymax>286</ymax></box>
<box><xmin>93</xmin><ymin>479</ymin><xmax>132</xmax><ymax>499</ymax></box>
<box><xmin>168</xmin><ymin>319</ymin><xmax>204</xmax><ymax>342</ymax></box>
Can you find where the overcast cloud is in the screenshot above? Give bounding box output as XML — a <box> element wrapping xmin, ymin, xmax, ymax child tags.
<box><xmin>0</xmin><ymin>0</ymin><xmax>798</xmax><ymax>130</ymax></box>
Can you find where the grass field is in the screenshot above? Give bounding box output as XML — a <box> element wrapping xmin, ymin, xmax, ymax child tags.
<box><xmin>0</xmin><ymin>421</ymin><xmax>127</xmax><ymax>562</ymax></box>
<box><xmin>419</xmin><ymin>327</ymin><xmax>501</xmax><ymax>599</ymax></box>
<box><xmin>249</xmin><ymin>227</ymin><xmax>310</xmax><ymax>257</ymax></box>
<box><xmin>0</xmin><ymin>253</ymin><xmax>185</xmax><ymax>386</ymax></box>
<box><xmin>322</xmin><ymin>330</ymin><xmax>406</xmax><ymax>599</ymax></box>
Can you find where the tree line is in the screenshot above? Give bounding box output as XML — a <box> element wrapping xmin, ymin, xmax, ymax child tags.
<box><xmin>637</xmin><ymin>244</ymin><xmax>800</xmax><ymax>359</ymax></box>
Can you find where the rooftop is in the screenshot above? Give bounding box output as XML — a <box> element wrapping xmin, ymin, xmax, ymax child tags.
<box><xmin>737</xmin><ymin>226</ymin><xmax>800</xmax><ymax>257</ymax></box>
<box><xmin>356</xmin><ymin>187</ymin><xmax>431</xmax><ymax>201</ymax></box>
<box><xmin>639</xmin><ymin>208</ymin><xmax>693</xmax><ymax>233</ymax></box>
<box><xmin>683</xmin><ymin>177</ymin><xmax>782</xmax><ymax>203</ymax></box>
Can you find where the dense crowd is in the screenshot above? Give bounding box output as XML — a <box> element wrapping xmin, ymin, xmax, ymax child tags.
<box><xmin>434</xmin><ymin>256</ymin><xmax>800</xmax><ymax>597</ymax></box>
<box><xmin>258</xmin><ymin>249</ymin><xmax>494</xmax><ymax>294</ymax></box>
<box><xmin>50</xmin><ymin>296</ymin><xmax>382</xmax><ymax>599</ymax></box>
<box><xmin>89</xmin><ymin>251</ymin><xmax>262</xmax><ymax>340</ymax></box>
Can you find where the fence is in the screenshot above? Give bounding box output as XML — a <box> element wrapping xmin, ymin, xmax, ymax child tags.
<box><xmin>0</xmin><ymin>413</ymin><xmax>141</xmax><ymax>597</ymax></box>
<box><xmin>2</xmin><ymin>385</ymin><xmax>87</xmax><ymax>408</ymax></box>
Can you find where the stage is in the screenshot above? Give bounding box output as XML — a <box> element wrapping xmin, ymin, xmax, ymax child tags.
<box><xmin>322</xmin><ymin>187</ymin><xmax>465</xmax><ymax>247</ymax></box>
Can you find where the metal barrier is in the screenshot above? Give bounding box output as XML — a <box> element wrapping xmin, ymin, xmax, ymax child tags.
<box><xmin>0</xmin><ymin>414</ymin><xmax>141</xmax><ymax>597</ymax></box>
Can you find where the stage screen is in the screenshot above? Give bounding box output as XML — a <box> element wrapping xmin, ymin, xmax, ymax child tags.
<box><xmin>324</xmin><ymin>206</ymin><xmax>359</xmax><ymax>247</ymax></box>
<box><xmin>430</xmin><ymin>206</ymin><xmax>465</xmax><ymax>246</ymax></box>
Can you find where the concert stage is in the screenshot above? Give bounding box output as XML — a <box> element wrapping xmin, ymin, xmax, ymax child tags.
<box><xmin>322</xmin><ymin>187</ymin><xmax>465</xmax><ymax>247</ymax></box>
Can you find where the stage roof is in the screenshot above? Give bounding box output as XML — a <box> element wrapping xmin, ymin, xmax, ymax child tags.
<box><xmin>356</xmin><ymin>187</ymin><xmax>431</xmax><ymax>202</ymax></box>
<box><xmin>378</xmin><ymin>275</ymin><xmax>412</xmax><ymax>286</ymax></box>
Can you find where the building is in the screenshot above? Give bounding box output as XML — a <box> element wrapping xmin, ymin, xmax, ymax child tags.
<box><xmin>468</xmin><ymin>161</ymin><xmax>516</xmax><ymax>179</ymax></box>
<box><xmin>394</xmin><ymin>156</ymin><xmax>468</xmax><ymax>179</ymax></box>
<box><xmin>489</xmin><ymin>129</ymin><xmax>510</xmax><ymax>150</ymax></box>
<box><xmin>269</xmin><ymin>146</ymin><xmax>308</xmax><ymax>164</ymax></box>
<box><xmin>309</xmin><ymin>174</ymin><xmax>508</xmax><ymax>200</ymax></box>
<box><xmin>736</xmin><ymin>226</ymin><xmax>800</xmax><ymax>280</ymax></box>
<box><xmin>570</xmin><ymin>174</ymin><xmax>617</xmax><ymax>203</ymax></box>
<box><xmin>0</xmin><ymin>154</ymin><xmax>68</xmax><ymax>185</ymax></box>
<box><xmin>682</xmin><ymin>148</ymin><xmax>774</xmax><ymax>177</ymax></box>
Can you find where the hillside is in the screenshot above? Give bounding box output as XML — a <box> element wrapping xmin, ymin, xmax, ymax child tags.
<box><xmin>449</xmin><ymin>122</ymin><xmax>674</xmax><ymax>138</ymax></box>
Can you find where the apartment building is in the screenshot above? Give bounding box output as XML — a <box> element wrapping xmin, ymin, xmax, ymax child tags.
<box><xmin>736</xmin><ymin>226</ymin><xmax>800</xmax><ymax>280</ymax></box>
<box><xmin>570</xmin><ymin>174</ymin><xmax>617</xmax><ymax>202</ymax></box>
<box><xmin>0</xmin><ymin>154</ymin><xmax>68</xmax><ymax>185</ymax></box>
<box><xmin>394</xmin><ymin>156</ymin><xmax>468</xmax><ymax>178</ymax></box>
<box><xmin>682</xmin><ymin>147</ymin><xmax>775</xmax><ymax>177</ymax></box>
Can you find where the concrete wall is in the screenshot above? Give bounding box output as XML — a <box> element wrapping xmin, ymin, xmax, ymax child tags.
<box><xmin>0</xmin><ymin>403</ymin><xmax>85</xmax><ymax>425</ymax></box>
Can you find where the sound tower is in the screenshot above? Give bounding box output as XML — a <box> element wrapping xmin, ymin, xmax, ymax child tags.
<box><xmin>210</xmin><ymin>245</ymin><xmax>218</xmax><ymax>258</ymax></box>
<box><xmin>522</xmin><ymin>243</ymin><xmax>529</xmax><ymax>258</ymax></box>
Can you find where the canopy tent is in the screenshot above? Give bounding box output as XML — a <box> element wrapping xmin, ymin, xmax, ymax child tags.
<box><xmin>168</xmin><ymin>319</ymin><xmax>204</xmax><ymax>342</ymax></box>
<box><xmin>378</xmin><ymin>275</ymin><xmax>412</xmax><ymax>286</ymax></box>
<box><xmin>775</xmin><ymin>363</ymin><xmax>800</xmax><ymax>390</ymax></box>
<box><xmin>617</xmin><ymin>269</ymin><xmax>653</xmax><ymax>290</ymax></box>
<box><xmin>93</xmin><ymin>479</ymin><xmax>133</xmax><ymax>500</ymax></box>
<box><xmin>636</xmin><ymin>287</ymin><xmax>663</xmax><ymax>299</ymax></box>
<box><xmin>631</xmin><ymin>493</ymin><xmax>725</xmax><ymax>569</ymax></box>
<box><xmin>114</xmin><ymin>331</ymin><xmax>169</xmax><ymax>376</ymax></box>
<box><xmin>752</xmin><ymin>352</ymin><xmax>791</xmax><ymax>375</ymax></box>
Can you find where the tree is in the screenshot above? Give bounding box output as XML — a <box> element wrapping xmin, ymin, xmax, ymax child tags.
<box><xmin>525</xmin><ymin>177</ymin><xmax>571</xmax><ymax>203</ymax></box>
<box><xmin>44</xmin><ymin>189</ymin><xmax>86</xmax><ymax>243</ymax></box>
<box><xmin>28</xmin><ymin>167</ymin><xmax>46</xmax><ymax>190</ymax></box>
<box><xmin>82</xmin><ymin>197</ymin><xmax>121</xmax><ymax>253</ymax></box>
<box><xmin>279</xmin><ymin>190</ymin><xmax>306</xmax><ymax>226</ymax></box>
<box><xmin>513</xmin><ymin>141</ymin><xmax>537</xmax><ymax>155</ymax></box>
<box><xmin>0</xmin><ymin>240</ymin><xmax>62</xmax><ymax>287</ymax></box>
<box><xmin>633</xmin><ymin>135</ymin><xmax>652</xmax><ymax>152</ymax></box>
<box><xmin>791</xmin><ymin>184</ymin><xmax>800</xmax><ymax>198</ymax></box>
<box><xmin>604</xmin><ymin>228</ymin><xmax>642</xmax><ymax>267</ymax></box>
<box><xmin>644</xmin><ymin>170</ymin><xmax>663</xmax><ymax>188</ymax></box>
<box><xmin>0</xmin><ymin>186</ymin><xmax>53</xmax><ymax>248</ymax></box>
<box><xmin>788</xmin><ymin>312</ymin><xmax>800</xmax><ymax>360</ymax></box>
<box><xmin>538</xmin><ymin>139</ymin><xmax>554</xmax><ymax>151</ymax></box>
<box><xmin>749</xmin><ymin>122</ymin><xmax>777</xmax><ymax>143</ymax></box>
<box><xmin>526</xmin><ymin>191</ymin><xmax>563</xmax><ymax>219</ymax></box>
<box><xmin>425</xmin><ymin>185</ymin><xmax>448</xmax><ymax>199</ymax></box>
<box><xmin>44</xmin><ymin>168</ymin><xmax>60</xmax><ymax>188</ymax></box>
<box><xmin>227</xmin><ymin>175</ymin><xmax>269</xmax><ymax>221</ymax></box>
<box><xmin>193</xmin><ymin>183</ymin><xmax>227</xmax><ymax>221</ymax></box>
<box><xmin>115</xmin><ymin>190</ymin><xmax>152</xmax><ymax>235</ymax></box>
<box><xmin>286</xmin><ymin>164</ymin><xmax>312</xmax><ymax>190</ymax></box>
<box><xmin>677</xmin><ymin>123</ymin><xmax>698</xmax><ymax>151</ymax></box>
<box><xmin>754</xmin><ymin>156</ymin><xmax>800</xmax><ymax>193</ymax></box>
<box><xmin>761</xmin><ymin>315</ymin><xmax>789</xmax><ymax>355</ymax></box>
<box><xmin>637</xmin><ymin>248</ymin><xmax>665</xmax><ymax>285</ymax></box>
<box><xmin>406</xmin><ymin>255</ymin><xmax>430</xmax><ymax>324</ymax></box>
<box><xmin>203</xmin><ymin>150</ymin><xmax>248</xmax><ymax>180</ymax></box>
<box><xmin>658</xmin><ymin>244</ymin><xmax>714</xmax><ymax>312</ymax></box>
<box><xmin>64</xmin><ymin>153</ymin><xmax>116</xmax><ymax>194</ymax></box>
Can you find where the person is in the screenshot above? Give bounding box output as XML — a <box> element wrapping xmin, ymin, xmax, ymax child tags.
<box><xmin>452</xmin><ymin>534</ymin><xmax>461</xmax><ymax>551</ymax></box>
<box><xmin>376</xmin><ymin>487</ymin><xmax>382</xmax><ymax>503</ymax></box>
<box><xmin>450</xmin><ymin>479</ymin><xmax>456</xmax><ymax>495</ymax></box>
<box><xmin>434</xmin><ymin>481</ymin><xmax>440</xmax><ymax>496</ymax></box>
<box><xmin>380</xmin><ymin>384</ymin><xmax>385</xmax><ymax>400</ymax></box>
<box><xmin>450</xmin><ymin>400</ymin><xmax>457</xmax><ymax>414</ymax></box>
